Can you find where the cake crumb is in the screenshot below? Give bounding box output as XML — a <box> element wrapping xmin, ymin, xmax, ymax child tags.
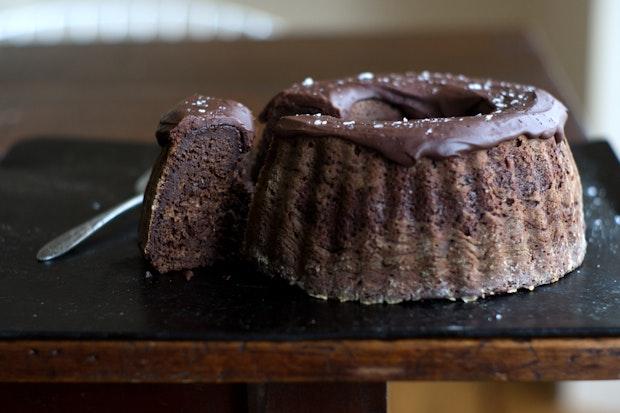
<box><xmin>184</xmin><ymin>270</ymin><xmax>194</xmax><ymax>281</ymax></box>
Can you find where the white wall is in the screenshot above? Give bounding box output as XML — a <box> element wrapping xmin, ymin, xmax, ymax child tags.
<box><xmin>587</xmin><ymin>0</ymin><xmax>620</xmax><ymax>154</ymax></box>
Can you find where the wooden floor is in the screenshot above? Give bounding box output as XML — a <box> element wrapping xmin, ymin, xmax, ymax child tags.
<box><xmin>389</xmin><ymin>383</ymin><xmax>561</xmax><ymax>413</ymax></box>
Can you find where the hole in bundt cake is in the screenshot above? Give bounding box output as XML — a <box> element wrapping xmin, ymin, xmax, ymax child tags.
<box><xmin>348</xmin><ymin>99</ymin><xmax>403</xmax><ymax>121</ymax></box>
<box><xmin>345</xmin><ymin>87</ymin><xmax>494</xmax><ymax>121</ymax></box>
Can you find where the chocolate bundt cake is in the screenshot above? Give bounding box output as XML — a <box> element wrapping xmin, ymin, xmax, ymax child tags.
<box><xmin>245</xmin><ymin>72</ymin><xmax>586</xmax><ymax>304</ymax></box>
<box><xmin>139</xmin><ymin>95</ymin><xmax>254</xmax><ymax>273</ymax></box>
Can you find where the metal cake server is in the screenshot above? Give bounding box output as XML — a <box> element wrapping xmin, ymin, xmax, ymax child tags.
<box><xmin>36</xmin><ymin>169</ymin><xmax>151</xmax><ymax>261</ymax></box>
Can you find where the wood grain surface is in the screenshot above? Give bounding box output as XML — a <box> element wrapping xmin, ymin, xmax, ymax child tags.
<box><xmin>1</xmin><ymin>338</ymin><xmax>618</xmax><ymax>383</ymax></box>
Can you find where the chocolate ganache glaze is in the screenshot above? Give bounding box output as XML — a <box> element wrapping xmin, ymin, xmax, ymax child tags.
<box><xmin>157</xmin><ymin>94</ymin><xmax>254</xmax><ymax>148</ymax></box>
<box><xmin>261</xmin><ymin>71</ymin><xmax>568</xmax><ymax>165</ymax></box>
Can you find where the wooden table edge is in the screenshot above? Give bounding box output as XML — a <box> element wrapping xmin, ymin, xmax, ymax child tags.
<box><xmin>1</xmin><ymin>337</ymin><xmax>618</xmax><ymax>382</ymax></box>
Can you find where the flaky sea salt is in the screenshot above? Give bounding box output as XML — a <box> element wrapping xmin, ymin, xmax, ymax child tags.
<box><xmin>468</xmin><ymin>83</ymin><xmax>482</xmax><ymax>90</ymax></box>
<box><xmin>358</xmin><ymin>72</ymin><xmax>374</xmax><ymax>81</ymax></box>
<box><xmin>373</xmin><ymin>123</ymin><xmax>384</xmax><ymax>128</ymax></box>
<box><xmin>302</xmin><ymin>77</ymin><xmax>314</xmax><ymax>86</ymax></box>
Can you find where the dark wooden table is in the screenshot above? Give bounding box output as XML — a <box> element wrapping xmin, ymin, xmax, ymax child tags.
<box><xmin>1</xmin><ymin>31</ymin><xmax>612</xmax><ymax>412</ymax></box>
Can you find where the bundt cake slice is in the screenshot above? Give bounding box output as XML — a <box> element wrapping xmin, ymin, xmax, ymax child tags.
<box><xmin>139</xmin><ymin>95</ymin><xmax>254</xmax><ymax>273</ymax></box>
<box><xmin>245</xmin><ymin>72</ymin><xmax>586</xmax><ymax>304</ymax></box>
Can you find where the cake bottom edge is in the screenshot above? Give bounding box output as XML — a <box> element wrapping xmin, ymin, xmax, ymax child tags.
<box><xmin>247</xmin><ymin>235</ymin><xmax>587</xmax><ymax>305</ymax></box>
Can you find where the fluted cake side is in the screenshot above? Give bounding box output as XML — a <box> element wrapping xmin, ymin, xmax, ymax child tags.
<box><xmin>245</xmin><ymin>134</ymin><xmax>585</xmax><ymax>304</ymax></box>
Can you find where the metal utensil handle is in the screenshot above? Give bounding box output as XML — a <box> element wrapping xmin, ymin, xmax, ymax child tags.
<box><xmin>36</xmin><ymin>194</ymin><xmax>144</xmax><ymax>261</ymax></box>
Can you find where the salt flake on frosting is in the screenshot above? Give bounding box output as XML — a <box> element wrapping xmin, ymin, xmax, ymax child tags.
<box><xmin>357</xmin><ymin>72</ymin><xmax>374</xmax><ymax>81</ymax></box>
<box><xmin>302</xmin><ymin>77</ymin><xmax>314</xmax><ymax>86</ymax></box>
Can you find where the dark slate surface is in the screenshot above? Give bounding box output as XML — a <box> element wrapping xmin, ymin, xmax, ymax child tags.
<box><xmin>0</xmin><ymin>138</ymin><xmax>618</xmax><ymax>341</ymax></box>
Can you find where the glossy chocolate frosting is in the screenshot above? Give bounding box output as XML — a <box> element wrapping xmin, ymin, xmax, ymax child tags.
<box><xmin>261</xmin><ymin>72</ymin><xmax>568</xmax><ymax>165</ymax></box>
<box><xmin>156</xmin><ymin>94</ymin><xmax>254</xmax><ymax>149</ymax></box>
